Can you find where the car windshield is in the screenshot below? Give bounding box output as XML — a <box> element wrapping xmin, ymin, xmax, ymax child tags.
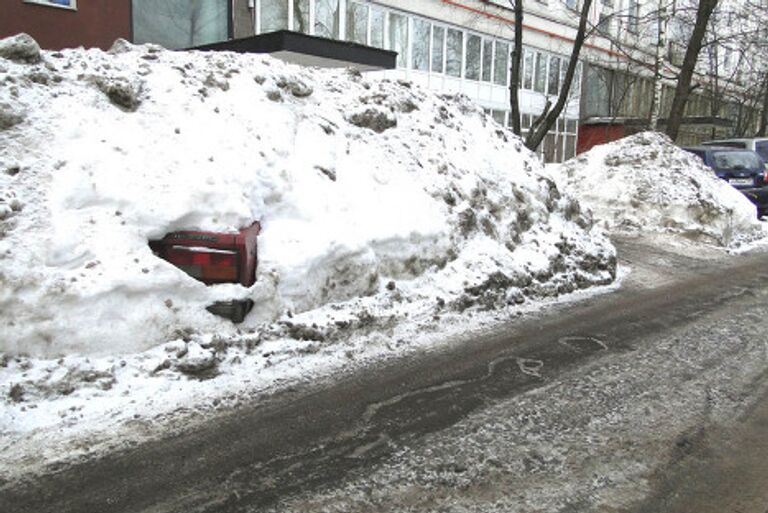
<box><xmin>711</xmin><ymin>150</ymin><xmax>761</xmax><ymax>170</ymax></box>
<box><xmin>756</xmin><ymin>141</ymin><xmax>768</xmax><ymax>161</ymax></box>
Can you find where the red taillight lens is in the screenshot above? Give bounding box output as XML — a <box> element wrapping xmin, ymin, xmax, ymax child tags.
<box><xmin>191</xmin><ymin>252</ymin><xmax>210</xmax><ymax>265</ymax></box>
<box><xmin>210</xmin><ymin>252</ymin><xmax>238</xmax><ymax>267</ymax></box>
<box><xmin>163</xmin><ymin>246</ymin><xmax>240</xmax><ymax>283</ymax></box>
<box><xmin>165</xmin><ymin>247</ymin><xmax>195</xmax><ymax>265</ymax></box>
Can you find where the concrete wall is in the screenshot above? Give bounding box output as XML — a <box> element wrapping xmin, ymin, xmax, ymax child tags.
<box><xmin>0</xmin><ymin>0</ymin><xmax>131</xmax><ymax>50</ymax></box>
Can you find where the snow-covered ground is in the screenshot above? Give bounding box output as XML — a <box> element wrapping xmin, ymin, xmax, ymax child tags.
<box><xmin>0</xmin><ymin>32</ymin><xmax>766</xmax><ymax>481</ymax></box>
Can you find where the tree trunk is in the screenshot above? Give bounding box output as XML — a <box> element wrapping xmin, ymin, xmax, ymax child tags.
<box><xmin>524</xmin><ymin>0</ymin><xmax>593</xmax><ymax>152</ymax></box>
<box><xmin>664</xmin><ymin>0</ymin><xmax>719</xmax><ymax>141</ymax></box>
<box><xmin>508</xmin><ymin>0</ymin><xmax>524</xmax><ymax>136</ymax></box>
<box><xmin>757</xmin><ymin>77</ymin><xmax>768</xmax><ymax>136</ymax></box>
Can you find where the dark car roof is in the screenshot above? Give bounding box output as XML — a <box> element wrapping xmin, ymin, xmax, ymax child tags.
<box><xmin>682</xmin><ymin>146</ymin><xmax>754</xmax><ymax>152</ymax></box>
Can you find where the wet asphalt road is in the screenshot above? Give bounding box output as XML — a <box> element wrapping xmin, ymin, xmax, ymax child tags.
<box><xmin>3</xmin><ymin>237</ymin><xmax>768</xmax><ymax>513</ymax></box>
<box><xmin>631</xmin><ymin>380</ymin><xmax>768</xmax><ymax>513</ymax></box>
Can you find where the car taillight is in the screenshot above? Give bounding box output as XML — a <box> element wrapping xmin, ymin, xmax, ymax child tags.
<box><xmin>149</xmin><ymin>221</ymin><xmax>260</xmax><ymax>287</ymax></box>
<box><xmin>164</xmin><ymin>246</ymin><xmax>239</xmax><ymax>283</ymax></box>
<box><xmin>763</xmin><ymin>167</ymin><xmax>768</xmax><ymax>184</ymax></box>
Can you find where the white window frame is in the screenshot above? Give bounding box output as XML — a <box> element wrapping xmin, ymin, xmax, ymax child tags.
<box><xmin>24</xmin><ymin>0</ymin><xmax>76</xmax><ymax>10</ymax></box>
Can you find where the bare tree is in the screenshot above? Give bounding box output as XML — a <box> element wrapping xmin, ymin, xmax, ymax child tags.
<box><xmin>524</xmin><ymin>0</ymin><xmax>594</xmax><ymax>151</ymax></box>
<box><xmin>508</xmin><ymin>0</ymin><xmax>524</xmax><ymax>137</ymax></box>
<box><xmin>665</xmin><ymin>0</ymin><xmax>719</xmax><ymax>140</ymax></box>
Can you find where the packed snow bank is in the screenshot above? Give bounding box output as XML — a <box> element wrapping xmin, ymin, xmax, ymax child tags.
<box><xmin>0</xmin><ymin>34</ymin><xmax>615</xmax><ymax>357</ymax></box>
<box><xmin>558</xmin><ymin>132</ymin><xmax>764</xmax><ymax>246</ymax></box>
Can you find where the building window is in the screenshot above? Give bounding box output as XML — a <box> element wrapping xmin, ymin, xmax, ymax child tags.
<box><xmin>315</xmin><ymin>0</ymin><xmax>340</xmax><ymax>38</ymax></box>
<box><xmin>583</xmin><ymin>65</ymin><xmax>610</xmax><ymax>117</ymax></box>
<box><xmin>432</xmin><ymin>26</ymin><xmax>445</xmax><ymax>73</ymax></box>
<box><xmin>24</xmin><ymin>0</ymin><xmax>76</xmax><ymax>9</ymax></box>
<box><xmin>548</xmin><ymin>56</ymin><xmax>561</xmax><ymax>95</ymax></box>
<box><xmin>627</xmin><ymin>0</ymin><xmax>639</xmax><ymax>33</ymax></box>
<box><xmin>260</xmin><ymin>0</ymin><xmax>288</xmax><ymax>32</ymax></box>
<box><xmin>446</xmin><ymin>28</ymin><xmax>463</xmax><ymax>77</ymax></box>
<box><xmin>465</xmin><ymin>34</ymin><xmax>482</xmax><ymax>81</ymax></box>
<box><xmin>482</xmin><ymin>40</ymin><xmax>493</xmax><ymax>82</ymax></box>
<box><xmin>544</xmin><ymin>133</ymin><xmax>556</xmax><ymax>162</ymax></box>
<box><xmin>493</xmin><ymin>41</ymin><xmax>508</xmax><ymax>85</ymax></box>
<box><xmin>564</xmin><ymin>118</ymin><xmax>578</xmax><ymax>160</ymax></box>
<box><xmin>491</xmin><ymin>110</ymin><xmax>507</xmax><ymax>125</ymax></box>
<box><xmin>370</xmin><ymin>6</ymin><xmax>385</xmax><ymax>48</ymax></box>
<box><xmin>294</xmin><ymin>0</ymin><xmax>310</xmax><ymax>34</ymax></box>
<box><xmin>523</xmin><ymin>49</ymin><xmax>534</xmax><ymax>89</ymax></box>
<box><xmin>534</xmin><ymin>52</ymin><xmax>547</xmax><ymax>93</ymax></box>
<box><xmin>133</xmin><ymin>0</ymin><xmax>229</xmax><ymax>49</ymax></box>
<box><xmin>597</xmin><ymin>11</ymin><xmax>612</xmax><ymax>34</ymax></box>
<box><xmin>388</xmin><ymin>12</ymin><xmax>408</xmax><ymax>68</ymax></box>
<box><xmin>412</xmin><ymin>18</ymin><xmax>430</xmax><ymax>71</ymax></box>
<box><xmin>345</xmin><ymin>2</ymin><xmax>368</xmax><ymax>44</ymax></box>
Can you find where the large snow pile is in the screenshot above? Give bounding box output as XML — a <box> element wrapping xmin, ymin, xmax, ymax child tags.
<box><xmin>558</xmin><ymin>132</ymin><xmax>764</xmax><ymax>246</ymax></box>
<box><xmin>0</xmin><ymin>34</ymin><xmax>615</xmax><ymax>358</ymax></box>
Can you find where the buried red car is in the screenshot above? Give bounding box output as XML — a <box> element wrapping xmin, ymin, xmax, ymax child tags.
<box><xmin>149</xmin><ymin>221</ymin><xmax>261</xmax><ymax>322</ymax></box>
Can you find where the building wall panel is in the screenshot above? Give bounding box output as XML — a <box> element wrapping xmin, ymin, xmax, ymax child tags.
<box><xmin>0</xmin><ymin>0</ymin><xmax>131</xmax><ymax>50</ymax></box>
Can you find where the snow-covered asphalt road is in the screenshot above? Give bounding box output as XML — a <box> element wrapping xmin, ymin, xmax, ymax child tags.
<box><xmin>3</xmin><ymin>235</ymin><xmax>768</xmax><ymax>513</ymax></box>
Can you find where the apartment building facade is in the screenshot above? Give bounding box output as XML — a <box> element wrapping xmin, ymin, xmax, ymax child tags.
<box><xmin>4</xmin><ymin>1</ymin><xmax>752</xmax><ymax>158</ymax></box>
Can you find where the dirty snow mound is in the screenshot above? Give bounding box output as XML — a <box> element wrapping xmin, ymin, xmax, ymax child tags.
<box><xmin>0</xmin><ymin>35</ymin><xmax>615</xmax><ymax>357</ymax></box>
<box><xmin>559</xmin><ymin>132</ymin><xmax>764</xmax><ymax>246</ymax></box>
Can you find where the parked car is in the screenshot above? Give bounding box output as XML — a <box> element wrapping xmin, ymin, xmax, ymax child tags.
<box><xmin>682</xmin><ymin>146</ymin><xmax>768</xmax><ymax>217</ymax></box>
<box><xmin>701</xmin><ymin>137</ymin><xmax>768</xmax><ymax>166</ymax></box>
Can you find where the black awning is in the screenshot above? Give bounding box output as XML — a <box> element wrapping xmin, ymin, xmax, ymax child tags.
<box><xmin>191</xmin><ymin>30</ymin><xmax>396</xmax><ymax>71</ymax></box>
